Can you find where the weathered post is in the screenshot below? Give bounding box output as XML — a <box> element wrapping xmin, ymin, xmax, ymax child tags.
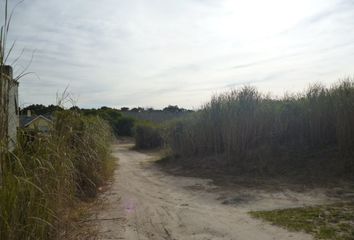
<box><xmin>7</xmin><ymin>67</ymin><xmax>18</xmax><ymax>151</ymax></box>
<box><xmin>0</xmin><ymin>65</ymin><xmax>14</xmax><ymax>184</ymax></box>
<box><xmin>0</xmin><ymin>65</ymin><xmax>13</xmax><ymax>141</ymax></box>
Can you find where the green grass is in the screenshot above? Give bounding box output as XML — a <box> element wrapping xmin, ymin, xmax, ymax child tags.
<box><xmin>250</xmin><ymin>203</ymin><xmax>354</xmax><ymax>240</ymax></box>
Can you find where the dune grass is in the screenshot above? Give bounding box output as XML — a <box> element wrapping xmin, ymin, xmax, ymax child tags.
<box><xmin>0</xmin><ymin>110</ymin><xmax>114</xmax><ymax>240</ymax></box>
<box><xmin>250</xmin><ymin>202</ymin><xmax>354</xmax><ymax>240</ymax></box>
<box><xmin>165</xmin><ymin>79</ymin><xmax>354</xmax><ymax>178</ymax></box>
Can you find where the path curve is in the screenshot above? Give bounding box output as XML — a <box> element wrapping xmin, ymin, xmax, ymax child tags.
<box><xmin>96</xmin><ymin>143</ymin><xmax>317</xmax><ymax>240</ymax></box>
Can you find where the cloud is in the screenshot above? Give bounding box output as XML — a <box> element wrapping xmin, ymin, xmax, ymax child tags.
<box><xmin>2</xmin><ymin>0</ymin><xmax>354</xmax><ymax>109</ymax></box>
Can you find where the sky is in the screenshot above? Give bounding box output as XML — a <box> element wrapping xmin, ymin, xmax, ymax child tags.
<box><xmin>2</xmin><ymin>0</ymin><xmax>354</xmax><ymax>109</ymax></box>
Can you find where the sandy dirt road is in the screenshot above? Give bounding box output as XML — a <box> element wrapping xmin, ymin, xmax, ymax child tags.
<box><xmin>94</xmin><ymin>143</ymin><xmax>335</xmax><ymax>240</ymax></box>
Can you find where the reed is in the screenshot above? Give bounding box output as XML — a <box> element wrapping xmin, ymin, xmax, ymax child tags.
<box><xmin>0</xmin><ymin>110</ymin><xmax>113</xmax><ymax>240</ymax></box>
<box><xmin>165</xmin><ymin>79</ymin><xmax>354</xmax><ymax>177</ymax></box>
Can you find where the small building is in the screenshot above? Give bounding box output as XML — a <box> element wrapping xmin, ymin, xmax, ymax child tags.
<box><xmin>20</xmin><ymin>111</ymin><xmax>53</xmax><ymax>133</ymax></box>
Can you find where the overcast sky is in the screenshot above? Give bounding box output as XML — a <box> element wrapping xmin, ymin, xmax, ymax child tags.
<box><xmin>2</xmin><ymin>0</ymin><xmax>354</xmax><ymax>109</ymax></box>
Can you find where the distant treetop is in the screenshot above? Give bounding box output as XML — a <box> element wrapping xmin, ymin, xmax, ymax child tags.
<box><xmin>20</xmin><ymin>104</ymin><xmax>63</xmax><ymax>115</ymax></box>
<box><xmin>21</xmin><ymin>104</ymin><xmax>193</xmax><ymax>115</ymax></box>
<box><xmin>163</xmin><ymin>105</ymin><xmax>186</xmax><ymax>113</ymax></box>
<box><xmin>120</xmin><ymin>107</ymin><xmax>129</xmax><ymax>111</ymax></box>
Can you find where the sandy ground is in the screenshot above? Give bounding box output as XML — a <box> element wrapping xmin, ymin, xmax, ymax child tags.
<box><xmin>91</xmin><ymin>143</ymin><xmax>343</xmax><ymax>240</ymax></box>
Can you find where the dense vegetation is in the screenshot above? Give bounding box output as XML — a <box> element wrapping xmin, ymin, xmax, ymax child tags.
<box><xmin>76</xmin><ymin>107</ymin><xmax>136</xmax><ymax>137</ymax></box>
<box><xmin>124</xmin><ymin>110</ymin><xmax>191</xmax><ymax>124</ymax></box>
<box><xmin>165</xmin><ymin>80</ymin><xmax>354</xmax><ymax>178</ymax></box>
<box><xmin>21</xmin><ymin>105</ymin><xmax>191</xmax><ymax>138</ymax></box>
<box><xmin>134</xmin><ymin>121</ymin><xmax>163</xmax><ymax>149</ymax></box>
<box><xmin>21</xmin><ymin>105</ymin><xmax>135</xmax><ymax>137</ymax></box>
<box><xmin>20</xmin><ymin>104</ymin><xmax>63</xmax><ymax>115</ymax></box>
<box><xmin>0</xmin><ymin>110</ymin><xmax>113</xmax><ymax>240</ymax></box>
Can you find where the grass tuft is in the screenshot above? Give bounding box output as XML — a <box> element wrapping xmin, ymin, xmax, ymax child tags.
<box><xmin>250</xmin><ymin>202</ymin><xmax>354</xmax><ymax>240</ymax></box>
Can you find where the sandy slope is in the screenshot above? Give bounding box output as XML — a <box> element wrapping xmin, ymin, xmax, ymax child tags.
<box><xmin>94</xmin><ymin>143</ymin><xmax>335</xmax><ymax>240</ymax></box>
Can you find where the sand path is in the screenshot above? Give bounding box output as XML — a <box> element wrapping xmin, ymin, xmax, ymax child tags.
<box><xmin>94</xmin><ymin>143</ymin><xmax>334</xmax><ymax>240</ymax></box>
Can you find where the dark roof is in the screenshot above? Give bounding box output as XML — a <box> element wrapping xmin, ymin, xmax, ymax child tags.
<box><xmin>20</xmin><ymin>115</ymin><xmax>36</xmax><ymax>128</ymax></box>
<box><xmin>42</xmin><ymin>113</ymin><xmax>53</xmax><ymax>121</ymax></box>
<box><xmin>19</xmin><ymin>114</ymin><xmax>53</xmax><ymax>128</ymax></box>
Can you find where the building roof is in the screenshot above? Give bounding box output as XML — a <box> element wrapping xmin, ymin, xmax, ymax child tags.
<box><xmin>19</xmin><ymin>114</ymin><xmax>53</xmax><ymax>128</ymax></box>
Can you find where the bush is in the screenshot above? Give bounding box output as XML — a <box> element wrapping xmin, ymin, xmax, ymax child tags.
<box><xmin>134</xmin><ymin>121</ymin><xmax>163</xmax><ymax>149</ymax></box>
<box><xmin>115</xmin><ymin>116</ymin><xmax>135</xmax><ymax>136</ymax></box>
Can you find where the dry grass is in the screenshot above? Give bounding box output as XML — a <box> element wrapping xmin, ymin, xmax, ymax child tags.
<box><xmin>165</xmin><ymin>80</ymin><xmax>354</xmax><ymax>178</ymax></box>
<box><xmin>0</xmin><ymin>111</ymin><xmax>114</xmax><ymax>240</ymax></box>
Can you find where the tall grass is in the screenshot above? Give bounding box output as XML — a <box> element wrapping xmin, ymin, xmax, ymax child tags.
<box><xmin>0</xmin><ymin>110</ymin><xmax>113</xmax><ymax>240</ymax></box>
<box><xmin>166</xmin><ymin>79</ymin><xmax>354</xmax><ymax>177</ymax></box>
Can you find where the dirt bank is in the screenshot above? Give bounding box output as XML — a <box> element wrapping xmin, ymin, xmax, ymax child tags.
<box><xmin>92</xmin><ymin>143</ymin><xmax>349</xmax><ymax>240</ymax></box>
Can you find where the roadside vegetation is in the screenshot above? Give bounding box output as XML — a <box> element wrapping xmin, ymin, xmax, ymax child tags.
<box><xmin>0</xmin><ymin>110</ymin><xmax>113</xmax><ymax>240</ymax></box>
<box><xmin>250</xmin><ymin>202</ymin><xmax>354</xmax><ymax>240</ymax></box>
<box><xmin>164</xmin><ymin>79</ymin><xmax>354</xmax><ymax>179</ymax></box>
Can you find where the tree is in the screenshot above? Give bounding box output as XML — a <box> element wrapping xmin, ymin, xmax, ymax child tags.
<box><xmin>20</xmin><ymin>104</ymin><xmax>63</xmax><ymax>115</ymax></box>
<box><xmin>115</xmin><ymin>116</ymin><xmax>135</xmax><ymax>136</ymax></box>
<box><xmin>69</xmin><ymin>106</ymin><xmax>80</xmax><ymax>111</ymax></box>
<box><xmin>131</xmin><ymin>107</ymin><xmax>143</xmax><ymax>112</ymax></box>
<box><xmin>163</xmin><ymin>105</ymin><xmax>183</xmax><ymax>113</ymax></box>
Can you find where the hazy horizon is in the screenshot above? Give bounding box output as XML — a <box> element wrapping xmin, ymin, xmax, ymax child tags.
<box><xmin>2</xmin><ymin>0</ymin><xmax>354</xmax><ymax>109</ymax></box>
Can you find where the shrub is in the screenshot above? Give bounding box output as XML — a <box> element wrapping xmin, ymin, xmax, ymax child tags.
<box><xmin>134</xmin><ymin>121</ymin><xmax>163</xmax><ymax>149</ymax></box>
<box><xmin>115</xmin><ymin>116</ymin><xmax>135</xmax><ymax>136</ymax></box>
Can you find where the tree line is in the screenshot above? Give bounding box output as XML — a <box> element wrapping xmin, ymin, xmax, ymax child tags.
<box><xmin>20</xmin><ymin>104</ymin><xmax>192</xmax><ymax>137</ymax></box>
